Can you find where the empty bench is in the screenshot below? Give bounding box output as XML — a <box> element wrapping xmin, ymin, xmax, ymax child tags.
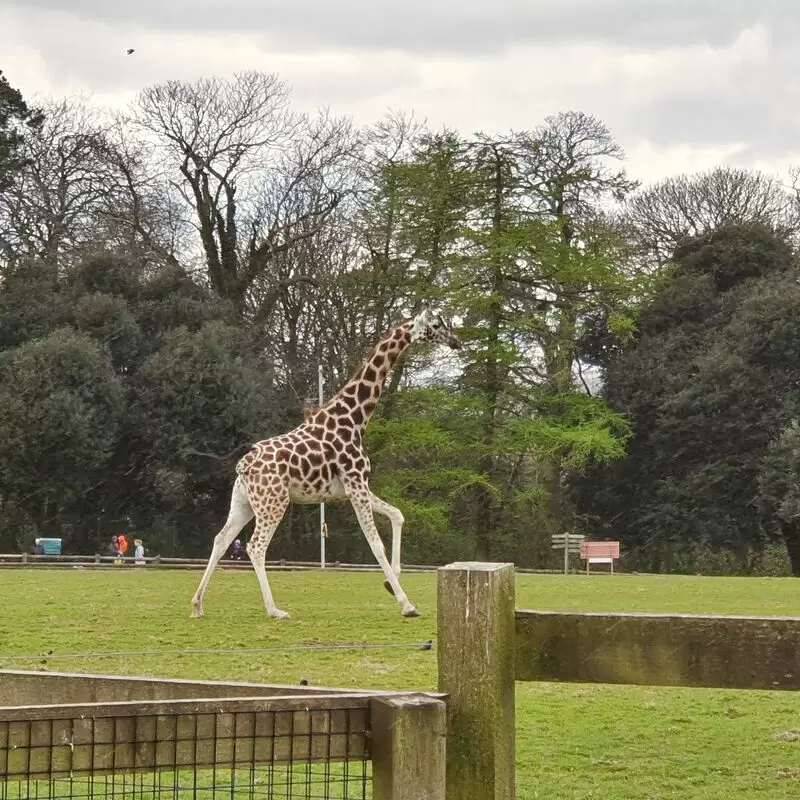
<box><xmin>579</xmin><ymin>541</ymin><xmax>620</xmax><ymax>574</ymax></box>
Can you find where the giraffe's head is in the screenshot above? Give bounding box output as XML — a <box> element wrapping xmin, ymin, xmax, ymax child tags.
<box><xmin>410</xmin><ymin>307</ymin><xmax>461</xmax><ymax>350</ymax></box>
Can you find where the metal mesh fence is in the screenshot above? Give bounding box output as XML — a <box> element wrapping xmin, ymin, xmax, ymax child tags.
<box><xmin>0</xmin><ymin>704</ymin><xmax>371</xmax><ymax>799</ymax></box>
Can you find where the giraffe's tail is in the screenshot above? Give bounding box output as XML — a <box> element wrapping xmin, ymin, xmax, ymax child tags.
<box><xmin>183</xmin><ymin>442</ymin><xmax>254</xmax><ymax>465</ymax></box>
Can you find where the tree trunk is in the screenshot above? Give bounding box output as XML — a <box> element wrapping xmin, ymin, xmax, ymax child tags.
<box><xmin>474</xmin><ymin>146</ymin><xmax>505</xmax><ymax>559</ymax></box>
<box><xmin>781</xmin><ymin>522</ymin><xmax>800</xmax><ymax>577</ymax></box>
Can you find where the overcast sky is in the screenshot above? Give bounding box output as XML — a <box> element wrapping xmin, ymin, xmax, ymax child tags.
<box><xmin>1</xmin><ymin>0</ymin><xmax>797</xmax><ymax>185</ymax></box>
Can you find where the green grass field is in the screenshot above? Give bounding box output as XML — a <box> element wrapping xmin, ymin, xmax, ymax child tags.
<box><xmin>1</xmin><ymin>569</ymin><xmax>800</xmax><ymax>799</ymax></box>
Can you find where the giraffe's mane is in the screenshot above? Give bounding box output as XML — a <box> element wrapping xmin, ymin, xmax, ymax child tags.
<box><xmin>320</xmin><ymin>318</ymin><xmax>412</xmax><ymax>409</ymax></box>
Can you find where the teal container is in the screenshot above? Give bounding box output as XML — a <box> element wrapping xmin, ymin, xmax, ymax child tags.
<box><xmin>38</xmin><ymin>538</ymin><xmax>62</xmax><ymax>555</ymax></box>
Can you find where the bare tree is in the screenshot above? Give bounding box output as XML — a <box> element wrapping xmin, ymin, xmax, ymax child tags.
<box><xmin>254</xmin><ymin>112</ymin><xmax>449</xmax><ymax>406</ymax></box>
<box><xmin>261</xmin><ymin>203</ymin><xmax>362</xmax><ymax>400</ymax></box>
<box><xmin>246</xmin><ymin>108</ymin><xmax>360</xmax><ymax>322</ymax></box>
<box><xmin>132</xmin><ymin>71</ymin><xmax>356</xmax><ymax>317</ymax></box>
<box><xmin>96</xmin><ymin>121</ymin><xmax>191</xmax><ymax>271</ymax></box>
<box><xmin>624</xmin><ymin>166</ymin><xmax>800</xmax><ymax>265</ymax></box>
<box><xmin>0</xmin><ymin>98</ymin><xmax>122</xmax><ymax>267</ymax></box>
<box><xmin>518</xmin><ymin>110</ymin><xmax>639</xmax><ymax>235</ymax></box>
<box><xmin>242</xmin><ymin>112</ymin><xmax>473</xmax><ymax>411</ymax></box>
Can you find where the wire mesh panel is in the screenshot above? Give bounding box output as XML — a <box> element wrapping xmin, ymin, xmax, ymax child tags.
<box><xmin>0</xmin><ymin>701</ymin><xmax>372</xmax><ymax>799</ymax></box>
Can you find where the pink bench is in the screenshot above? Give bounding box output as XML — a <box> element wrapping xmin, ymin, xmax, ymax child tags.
<box><xmin>580</xmin><ymin>541</ymin><xmax>620</xmax><ymax>574</ymax></box>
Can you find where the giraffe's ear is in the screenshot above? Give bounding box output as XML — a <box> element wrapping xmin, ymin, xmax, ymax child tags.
<box><xmin>411</xmin><ymin>305</ymin><xmax>432</xmax><ymax>339</ymax></box>
<box><xmin>421</xmin><ymin>303</ymin><xmax>440</xmax><ymax>323</ymax></box>
<box><xmin>414</xmin><ymin>304</ymin><xmax>432</xmax><ymax>325</ymax></box>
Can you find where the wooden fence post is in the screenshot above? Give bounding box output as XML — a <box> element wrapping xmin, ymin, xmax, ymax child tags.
<box><xmin>438</xmin><ymin>562</ymin><xmax>516</xmax><ymax>800</ymax></box>
<box><xmin>371</xmin><ymin>694</ymin><xmax>447</xmax><ymax>800</ymax></box>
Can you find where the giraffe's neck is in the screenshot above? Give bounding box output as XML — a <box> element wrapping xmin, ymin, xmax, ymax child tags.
<box><xmin>325</xmin><ymin>322</ymin><xmax>414</xmax><ymax>433</ymax></box>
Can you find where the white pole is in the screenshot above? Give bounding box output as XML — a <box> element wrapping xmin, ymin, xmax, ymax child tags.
<box><xmin>318</xmin><ymin>364</ymin><xmax>326</xmax><ymax>569</ymax></box>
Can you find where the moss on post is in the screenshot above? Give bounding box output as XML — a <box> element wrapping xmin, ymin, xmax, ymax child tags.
<box><xmin>371</xmin><ymin>694</ymin><xmax>447</xmax><ymax>800</ymax></box>
<box><xmin>438</xmin><ymin>562</ymin><xmax>515</xmax><ymax>800</ymax></box>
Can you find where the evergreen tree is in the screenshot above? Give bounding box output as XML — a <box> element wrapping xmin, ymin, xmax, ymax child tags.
<box><xmin>0</xmin><ymin>70</ymin><xmax>42</xmax><ymax>192</ymax></box>
<box><xmin>759</xmin><ymin>422</ymin><xmax>800</xmax><ymax>574</ymax></box>
<box><xmin>576</xmin><ymin>224</ymin><xmax>800</xmax><ymax>573</ymax></box>
<box><xmin>0</xmin><ymin>253</ymin><xmax>289</xmax><ymax>555</ymax></box>
<box><xmin>363</xmin><ymin>118</ymin><xmax>639</xmax><ymax>565</ymax></box>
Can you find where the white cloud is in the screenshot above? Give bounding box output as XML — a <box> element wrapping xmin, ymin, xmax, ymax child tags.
<box><xmin>2</xmin><ymin>2</ymin><xmax>799</xmax><ymax>186</ymax></box>
<box><xmin>624</xmin><ymin>142</ymin><xmax>753</xmax><ymax>185</ymax></box>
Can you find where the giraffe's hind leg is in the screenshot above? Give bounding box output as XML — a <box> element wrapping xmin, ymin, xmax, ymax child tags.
<box><xmin>369</xmin><ymin>492</ymin><xmax>405</xmax><ymax>596</ymax></box>
<box><xmin>191</xmin><ymin>476</ymin><xmax>254</xmax><ymax>618</ymax></box>
<box><xmin>247</xmin><ymin>488</ymin><xmax>291</xmax><ymax>619</ymax></box>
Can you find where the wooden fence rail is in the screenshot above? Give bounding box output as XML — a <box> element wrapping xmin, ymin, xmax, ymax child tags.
<box><xmin>437</xmin><ymin>561</ymin><xmax>800</xmax><ymax>800</ymax></box>
<box><xmin>0</xmin><ymin>552</ymin><xmax>563</xmax><ymax>575</ymax></box>
<box><xmin>0</xmin><ymin>553</ymin><xmax>442</xmax><ymax>572</ymax></box>
<box><xmin>1</xmin><ymin>670</ymin><xmax>447</xmax><ymax>799</ymax></box>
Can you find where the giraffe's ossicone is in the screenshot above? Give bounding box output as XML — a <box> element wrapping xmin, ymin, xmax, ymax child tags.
<box><xmin>190</xmin><ymin>307</ymin><xmax>461</xmax><ymax>619</ymax></box>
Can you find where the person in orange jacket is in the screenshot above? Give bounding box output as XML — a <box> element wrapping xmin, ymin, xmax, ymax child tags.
<box><xmin>117</xmin><ymin>533</ymin><xmax>129</xmax><ymax>556</ymax></box>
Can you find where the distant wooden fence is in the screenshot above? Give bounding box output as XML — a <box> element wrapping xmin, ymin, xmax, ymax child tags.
<box><xmin>0</xmin><ymin>553</ymin><xmax>562</xmax><ymax>575</ymax></box>
<box><xmin>437</xmin><ymin>562</ymin><xmax>800</xmax><ymax>800</ymax></box>
<box><xmin>0</xmin><ymin>553</ymin><xmax>442</xmax><ymax>572</ymax></box>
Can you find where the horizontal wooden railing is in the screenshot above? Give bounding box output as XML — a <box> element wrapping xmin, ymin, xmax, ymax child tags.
<box><xmin>0</xmin><ymin>552</ymin><xmax>563</xmax><ymax>574</ymax></box>
<box><xmin>0</xmin><ymin>553</ymin><xmax>441</xmax><ymax>572</ymax></box>
<box><xmin>514</xmin><ymin>608</ymin><xmax>800</xmax><ymax>690</ymax></box>
<box><xmin>1</xmin><ymin>669</ymin><xmax>448</xmax><ymax>797</ymax></box>
<box><xmin>437</xmin><ymin>561</ymin><xmax>800</xmax><ymax>800</ymax></box>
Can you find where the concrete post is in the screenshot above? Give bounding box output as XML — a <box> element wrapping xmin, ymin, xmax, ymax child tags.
<box><xmin>371</xmin><ymin>694</ymin><xmax>447</xmax><ymax>800</ymax></box>
<box><xmin>438</xmin><ymin>562</ymin><xmax>516</xmax><ymax>800</ymax></box>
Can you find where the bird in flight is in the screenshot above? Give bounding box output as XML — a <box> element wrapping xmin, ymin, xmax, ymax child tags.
<box><xmin>126</xmin><ymin>48</ymin><xmax>135</xmax><ymax>55</ymax></box>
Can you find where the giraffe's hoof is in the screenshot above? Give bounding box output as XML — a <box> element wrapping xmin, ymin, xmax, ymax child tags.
<box><xmin>270</xmin><ymin>609</ymin><xmax>291</xmax><ymax>620</ymax></box>
<box><xmin>190</xmin><ymin>605</ymin><xmax>204</xmax><ymax>619</ymax></box>
<box><xmin>383</xmin><ymin>580</ymin><xmax>396</xmax><ymax>596</ymax></box>
<box><xmin>402</xmin><ymin>607</ymin><xmax>420</xmax><ymax>618</ymax></box>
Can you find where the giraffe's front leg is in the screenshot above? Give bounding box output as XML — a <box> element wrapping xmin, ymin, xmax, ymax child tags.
<box><xmin>349</xmin><ymin>480</ymin><xmax>418</xmax><ymax>617</ymax></box>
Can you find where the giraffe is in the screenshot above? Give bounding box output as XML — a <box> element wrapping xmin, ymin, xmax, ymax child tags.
<box><xmin>190</xmin><ymin>307</ymin><xmax>461</xmax><ymax>620</ymax></box>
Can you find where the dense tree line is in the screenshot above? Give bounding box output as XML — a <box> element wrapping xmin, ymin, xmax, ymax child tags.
<box><xmin>575</xmin><ymin>224</ymin><xmax>800</xmax><ymax>575</ymax></box>
<box><xmin>2</xmin><ymin>69</ymin><xmax>800</xmax><ymax>573</ymax></box>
